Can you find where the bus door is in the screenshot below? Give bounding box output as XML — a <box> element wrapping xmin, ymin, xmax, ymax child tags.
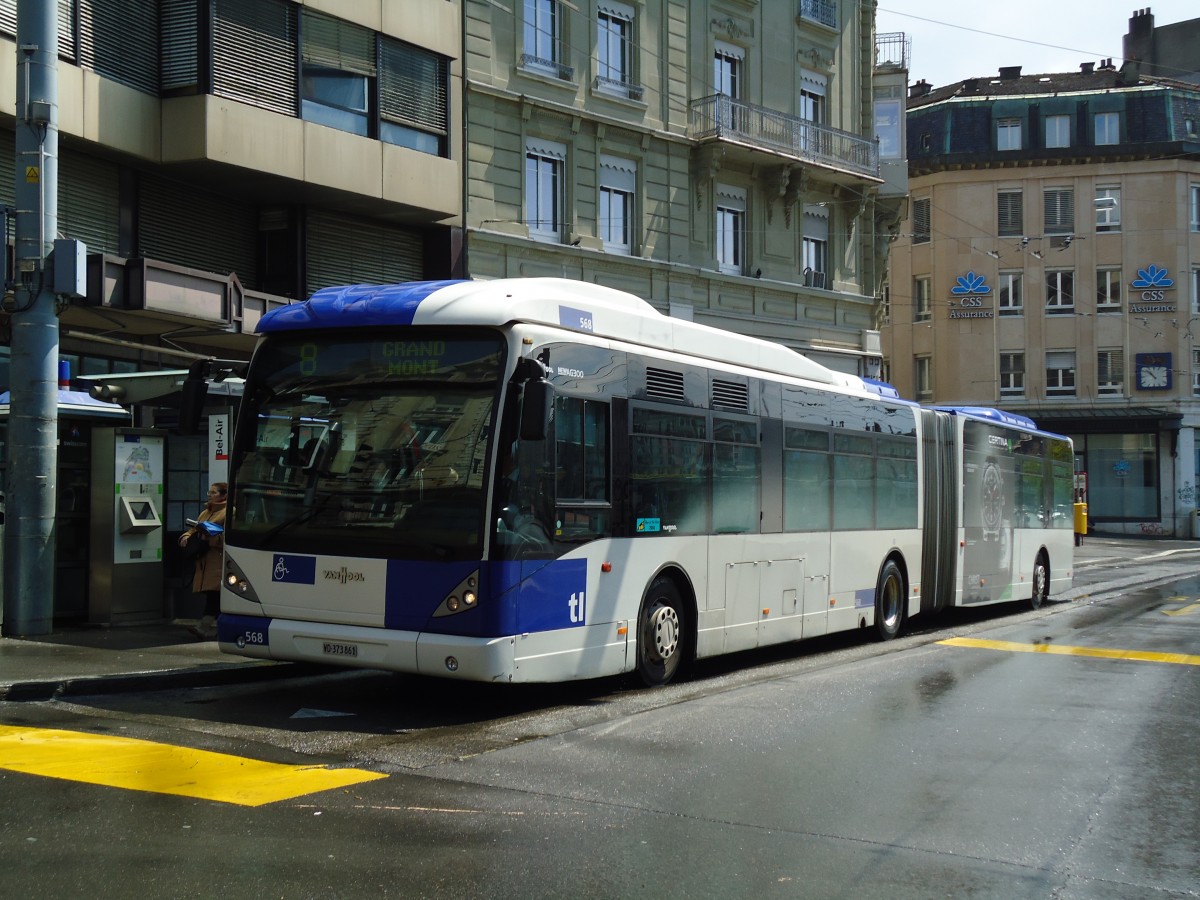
<box><xmin>918</xmin><ymin>409</ymin><xmax>958</xmax><ymax>613</ymax></box>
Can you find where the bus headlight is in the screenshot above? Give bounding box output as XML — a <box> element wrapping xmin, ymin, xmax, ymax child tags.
<box><xmin>222</xmin><ymin>555</ymin><xmax>261</xmax><ymax>603</ymax></box>
<box><xmin>433</xmin><ymin>570</ymin><xmax>481</xmax><ymax>617</ymax></box>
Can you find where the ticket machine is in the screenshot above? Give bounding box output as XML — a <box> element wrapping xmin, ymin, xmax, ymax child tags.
<box><xmin>89</xmin><ymin>427</ymin><xmax>167</xmax><ymax>623</ymax></box>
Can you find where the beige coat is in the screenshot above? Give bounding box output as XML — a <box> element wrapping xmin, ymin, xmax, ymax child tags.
<box><xmin>183</xmin><ymin>503</ymin><xmax>226</xmax><ymax>593</ymax></box>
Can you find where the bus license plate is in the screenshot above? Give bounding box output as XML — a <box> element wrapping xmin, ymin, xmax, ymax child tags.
<box><xmin>322</xmin><ymin>641</ymin><xmax>358</xmax><ymax>658</ymax></box>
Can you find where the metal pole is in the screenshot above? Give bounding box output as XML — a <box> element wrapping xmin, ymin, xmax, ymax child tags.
<box><xmin>3</xmin><ymin>0</ymin><xmax>60</xmax><ymax>635</ymax></box>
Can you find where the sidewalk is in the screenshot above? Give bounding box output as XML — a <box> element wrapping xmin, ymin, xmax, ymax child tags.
<box><xmin>2</xmin><ymin>533</ymin><xmax>1198</xmax><ymax>701</ymax></box>
<box><xmin>0</xmin><ymin>619</ymin><xmax>288</xmax><ymax>701</ymax></box>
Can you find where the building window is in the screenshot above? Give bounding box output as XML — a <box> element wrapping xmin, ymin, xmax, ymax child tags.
<box><xmin>599</xmin><ymin>155</ymin><xmax>636</xmax><ymax>254</ymax></box>
<box><xmin>715</xmin><ymin>183</ymin><xmax>746</xmax><ymax>275</ymax></box>
<box><xmin>1089</xmin><ymin>433</ymin><xmax>1158</xmax><ymax>520</ymax></box>
<box><xmin>1094</xmin><ymin>111</ymin><xmax>1120</xmax><ymax>145</ymax></box>
<box><xmin>912</xmin><ymin>197</ymin><xmax>930</xmax><ymax>244</ymax></box>
<box><xmin>523</xmin><ymin>0</ymin><xmax>572</xmax><ymax>79</ymax></box>
<box><xmin>1097</xmin><ymin>350</ymin><xmax>1124</xmax><ymax>396</ymax></box>
<box><xmin>798</xmin><ymin>0</ymin><xmax>838</xmax><ymax>28</ymax></box>
<box><xmin>1044</xmin><ymin>187</ymin><xmax>1074</xmax><ymax>235</ymax></box>
<box><xmin>915</xmin><ymin>356</ymin><xmax>932</xmax><ymax>400</ymax></box>
<box><xmin>914</xmin><ymin>276</ymin><xmax>931</xmax><ymax>322</ymax></box>
<box><xmin>1193</xmin><ymin>349</ymin><xmax>1200</xmax><ymax>396</ymax></box>
<box><xmin>1095</xmin><ymin>186</ymin><xmax>1120</xmax><ymax>232</ymax></box>
<box><xmin>297</xmin><ymin>9</ymin><xmax>449</xmax><ymax>154</ymax></box>
<box><xmin>874</xmin><ymin>91</ymin><xmax>903</xmax><ymax>159</ymax></box>
<box><xmin>1191</xmin><ymin>185</ymin><xmax>1200</xmax><ymax>232</ymax></box>
<box><xmin>1046</xmin><ymin>270</ymin><xmax>1074</xmax><ymax>314</ymax></box>
<box><xmin>380</xmin><ymin>39</ymin><xmax>450</xmax><ymax>155</ymax></box>
<box><xmin>300</xmin><ymin>9</ymin><xmax>373</xmax><ymax>137</ymax></box>
<box><xmin>802</xmin><ymin>204</ymin><xmax>829</xmax><ymax>287</ymax></box>
<box><xmin>997</xmin><ymin>271</ymin><xmax>1023</xmax><ymax>316</ymax></box>
<box><xmin>525</xmin><ymin>140</ymin><xmax>566</xmax><ymax>242</ymax></box>
<box><xmin>714</xmin><ymin>41</ymin><xmax>744</xmax><ymax>130</ymax></box>
<box><xmin>1046</xmin><ymin>351</ymin><xmax>1076</xmax><ymax>398</ymax></box>
<box><xmin>1046</xmin><ymin>114</ymin><xmax>1071</xmax><ymax>149</ymax></box>
<box><xmin>999</xmin><ymin>352</ymin><xmax>1024</xmax><ymax>398</ymax></box>
<box><xmin>799</xmin><ymin>68</ymin><xmax>826</xmax><ymax>124</ymax></box>
<box><xmin>997</xmin><ymin>189</ymin><xmax>1023</xmax><ymax>237</ymax></box>
<box><xmin>1097</xmin><ymin>268</ymin><xmax>1122</xmax><ymax>310</ymax></box>
<box><xmin>997</xmin><ymin>118</ymin><xmax>1022</xmax><ymax>151</ymax></box>
<box><xmin>1193</xmin><ymin>267</ymin><xmax>1200</xmax><ymax>313</ymax></box>
<box><xmin>714</xmin><ymin>41</ymin><xmax>742</xmax><ymax>98</ymax></box>
<box><xmin>596</xmin><ymin>2</ymin><xmax>639</xmax><ymax>98</ymax></box>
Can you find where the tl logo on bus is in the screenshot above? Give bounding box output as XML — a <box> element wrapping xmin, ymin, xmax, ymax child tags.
<box><xmin>569</xmin><ymin>591</ymin><xmax>586</xmax><ymax>624</ymax></box>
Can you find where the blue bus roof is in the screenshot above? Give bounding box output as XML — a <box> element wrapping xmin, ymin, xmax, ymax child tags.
<box><xmin>255</xmin><ymin>278</ymin><xmax>876</xmax><ymax>393</ymax></box>
<box><xmin>934</xmin><ymin>406</ymin><xmax>1042</xmax><ymax>432</ymax></box>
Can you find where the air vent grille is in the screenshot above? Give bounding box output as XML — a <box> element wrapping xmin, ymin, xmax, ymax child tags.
<box><xmin>645</xmin><ymin>367</ymin><xmax>686</xmax><ymax>402</ymax></box>
<box><xmin>711</xmin><ymin>379</ymin><xmax>749</xmax><ymax>412</ymax></box>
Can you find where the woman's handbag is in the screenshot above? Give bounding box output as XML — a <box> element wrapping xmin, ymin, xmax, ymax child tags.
<box><xmin>181</xmin><ymin>531</ymin><xmax>206</xmax><ymax>561</ymax></box>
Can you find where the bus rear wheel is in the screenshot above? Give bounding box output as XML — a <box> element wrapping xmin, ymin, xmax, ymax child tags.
<box><xmin>874</xmin><ymin>559</ymin><xmax>905</xmax><ymax>641</ymax></box>
<box><xmin>636</xmin><ymin>576</ymin><xmax>686</xmax><ymax>687</ymax></box>
<box><xmin>1028</xmin><ymin>552</ymin><xmax>1049</xmax><ymax>610</ymax></box>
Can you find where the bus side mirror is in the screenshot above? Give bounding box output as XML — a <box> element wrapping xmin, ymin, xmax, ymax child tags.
<box><xmin>520</xmin><ymin>378</ymin><xmax>552</xmax><ymax>441</ymax></box>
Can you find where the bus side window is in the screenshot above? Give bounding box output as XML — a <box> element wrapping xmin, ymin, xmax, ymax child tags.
<box><xmin>556</xmin><ymin>397</ymin><xmax>609</xmax><ymax>502</ymax></box>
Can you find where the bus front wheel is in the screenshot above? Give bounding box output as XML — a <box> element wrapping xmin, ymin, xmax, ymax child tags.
<box><xmin>636</xmin><ymin>576</ymin><xmax>686</xmax><ymax>687</ymax></box>
<box><xmin>1028</xmin><ymin>552</ymin><xmax>1049</xmax><ymax>610</ymax></box>
<box><xmin>874</xmin><ymin>559</ymin><xmax>905</xmax><ymax>641</ymax></box>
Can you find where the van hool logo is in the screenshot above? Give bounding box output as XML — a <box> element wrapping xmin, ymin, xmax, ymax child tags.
<box><xmin>323</xmin><ymin>567</ymin><xmax>366</xmax><ymax>584</ymax></box>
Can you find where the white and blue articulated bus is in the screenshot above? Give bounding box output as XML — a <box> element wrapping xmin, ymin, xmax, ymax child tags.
<box><xmin>217</xmin><ymin>278</ymin><xmax>1074</xmax><ymax>684</ymax></box>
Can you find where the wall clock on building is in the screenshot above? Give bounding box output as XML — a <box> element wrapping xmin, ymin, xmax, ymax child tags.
<box><xmin>1134</xmin><ymin>353</ymin><xmax>1172</xmax><ymax>390</ymax></box>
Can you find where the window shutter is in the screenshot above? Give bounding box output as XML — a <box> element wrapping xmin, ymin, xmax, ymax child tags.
<box><xmin>380</xmin><ymin>38</ymin><xmax>447</xmax><ymax>136</ymax></box>
<box><xmin>139</xmin><ymin>174</ymin><xmax>258</xmax><ymax>284</ymax></box>
<box><xmin>305</xmin><ymin>210</ymin><xmax>424</xmax><ymax>295</ymax></box>
<box><xmin>79</xmin><ymin>0</ymin><xmax>159</xmax><ymax>94</ymax></box>
<box><xmin>997</xmin><ymin>190</ymin><xmax>1022</xmax><ymax>237</ymax></box>
<box><xmin>1097</xmin><ymin>350</ymin><xmax>1124</xmax><ymax>382</ymax></box>
<box><xmin>60</xmin><ymin>149</ymin><xmax>121</xmax><ymax>254</ymax></box>
<box><xmin>213</xmin><ymin>0</ymin><xmax>297</xmax><ymax>116</ymax></box>
<box><xmin>912</xmin><ymin>197</ymin><xmax>930</xmax><ymax>243</ymax></box>
<box><xmin>1044</xmin><ymin>188</ymin><xmax>1074</xmax><ymax>234</ymax></box>
<box><xmin>1000</xmin><ymin>354</ymin><xmax>1023</xmax><ymax>374</ymax></box>
<box><xmin>301</xmin><ymin>8</ymin><xmax>375</xmax><ymax>76</ymax></box>
<box><xmin>0</xmin><ymin>1</ymin><xmax>77</xmax><ymax>61</ymax></box>
<box><xmin>161</xmin><ymin>0</ymin><xmax>199</xmax><ymax>92</ymax></box>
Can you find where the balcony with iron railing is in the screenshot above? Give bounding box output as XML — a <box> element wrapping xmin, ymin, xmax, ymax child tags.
<box><xmin>875</xmin><ymin>32</ymin><xmax>911</xmax><ymax>71</ymax></box>
<box><xmin>689</xmin><ymin>95</ymin><xmax>880</xmax><ymax>182</ymax></box>
<box><xmin>798</xmin><ymin>0</ymin><xmax>837</xmax><ymax>29</ymax></box>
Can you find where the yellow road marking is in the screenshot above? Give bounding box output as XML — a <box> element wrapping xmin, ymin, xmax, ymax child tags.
<box><xmin>1163</xmin><ymin>601</ymin><xmax>1200</xmax><ymax>617</ymax></box>
<box><xmin>938</xmin><ymin>637</ymin><xmax>1200</xmax><ymax>667</ymax></box>
<box><xmin>0</xmin><ymin>725</ymin><xmax>387</xmax><ymax>806</ymax></box>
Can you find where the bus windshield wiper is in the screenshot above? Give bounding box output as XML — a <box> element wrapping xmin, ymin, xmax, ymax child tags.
<box><xmin>257</xmin><ymin>492</ymin><xmax>336</xmax><ymax>544</ymax></box>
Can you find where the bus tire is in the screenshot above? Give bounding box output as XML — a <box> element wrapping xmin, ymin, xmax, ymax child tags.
<box><xmin>1028</xmin><ymin>552</ymin><xmax>1049</xmax><ymax>611</ymax></box>
<box><xmin>874</xmin><ymin>559</ymin><xmax>905</xmax><ymax>641</ymax></box>
<box><xmin>636</xmin><ymin>576</ymin><xmax>686</xmax><ymax>687</ymax></box>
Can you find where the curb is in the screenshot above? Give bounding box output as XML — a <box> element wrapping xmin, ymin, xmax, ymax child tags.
<box><xmin>0</xmin><ymin>660</ymin><xmax>323</xmax><ymax>703</ymax></box>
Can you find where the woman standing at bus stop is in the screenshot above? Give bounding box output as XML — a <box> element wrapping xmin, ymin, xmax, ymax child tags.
<box><xmin>180</xmin><ymin>482</ymin><xmax>226</xmax><ymax>640</ymax></box>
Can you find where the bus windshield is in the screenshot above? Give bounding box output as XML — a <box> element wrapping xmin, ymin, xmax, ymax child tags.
<box><xmin>228</xmin><ymin>330</ymin><xmax>505</xmax><ymax>560</ymax></box>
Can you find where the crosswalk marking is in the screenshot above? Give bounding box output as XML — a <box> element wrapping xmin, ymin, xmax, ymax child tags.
<box><xmin>1162</xmin><ymin>601</ymin><xmax>1200</xmax><ymax>617</ymax></box>
<box><xmin>0</xmin><ymin>724</ymin><xmax>386</xmax><ymax>806</ymax></box>
<box><xmin>938</xmin><ymin>637</ymin><xmax>1200</xmax><ymax>667</ymax></box>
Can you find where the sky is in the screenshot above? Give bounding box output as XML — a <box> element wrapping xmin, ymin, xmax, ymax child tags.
<box><xmin>875</xmin><ymin>2</ymin><xmax>1198</xmax><ymax>90</ymax></box>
